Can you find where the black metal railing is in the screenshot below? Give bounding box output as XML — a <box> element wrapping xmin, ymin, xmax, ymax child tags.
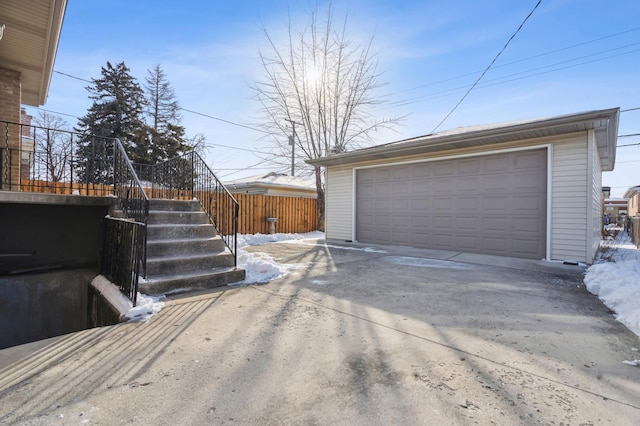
<box><xmin>148</xmin><ymin>151</ymin><xmax>239</xmax><ymax>264</ymax></box>
<box><xmin>101</xmin><ymin>217</ymin><xmax>145</xmax><ymax>306</ymax></box>
<box><xmin>1</xmin><ymin>120</ymin><xmax>149</xmax><ymax>304</ymax></box>
<box><xmin>112</xmin><ymin>138</ymin><xmax>150</xmax><ymax>280</ymax></box>
<box><xmin>1</xmin><ymin>120</ymin><xmax>118</xmax><ymax>195</ymax></box>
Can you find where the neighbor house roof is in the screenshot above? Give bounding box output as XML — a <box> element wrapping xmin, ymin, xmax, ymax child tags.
<box><xmin>623</xmin><ymin>185</ymin><xmax>640</xmax><ymax>199</ymax></box>
<box><xmin>308</xmin><ymin>108</ymin><xmax>619</xmax><ymax>171</ymax></box>
<box><xmin>224</xmin><ymin>172</ymin><xmax>316</xmax><ymax>192</ymax></box>
<box><xmin>0</xmin><ymin>0</ymin><xmax>68</xmax><ymax>106</ymax></box>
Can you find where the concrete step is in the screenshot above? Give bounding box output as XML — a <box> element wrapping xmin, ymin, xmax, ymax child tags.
<box><xmin>147</xmin><ymin>210</ymin><xmax>210</xmax><ymax>225</ymax></box>
<box><xmin>146</xmin><ymin>252</ymin><xmax>236</xmax><ymax>276</ymax></box>
<box><xmin>148</xmin><ymin>199</ymin><xmax>201</xmax><ymax>212</ymax></box>
<box><xmin>147</xmin><ymin>223</ymin><xmax>217</xmax><ymax>240</ymax></box>
<box><xmin>146</xmin><ymin>236</ymin><xmax>226</xmax><ymax>257</ymax></box>
<box><xmin>139</xmin><ymin>267</ymin><xmax>246</xmax><ymax>295</ymax></box>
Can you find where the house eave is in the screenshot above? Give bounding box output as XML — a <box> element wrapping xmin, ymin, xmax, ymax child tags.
<box><xmin>0</xmin><ymin>0</ymin><xmax>68</xmax><ymax>106</ymax></box>
<box><xmin>308</xmin><ymin>108</ymin><xmax>619</xmax><ymax>171</ymax></box>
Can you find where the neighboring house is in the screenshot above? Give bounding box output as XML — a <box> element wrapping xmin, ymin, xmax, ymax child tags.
<box><xmin>604</xmin><ymin>197</ymin><xmax>628</xmax><ymax>216</ymax></box>
<box><xmin>0</xmin><ymin>0</ymin><xmax>67</xmax><ymax>189</ymax></box>
<box><xmin>625</xmin><ymin>186</ymin><xmax>640</xmax><ymax>217</ymax></box>
<box><xmin>309</xmin><ymin>108</ymin><xmax>619</xmax><ymax>264</ymax></box>
<box><xmin>224</xmin><ymin>172</ymin><xmax>317</xmax><ymax>198</ymax></box>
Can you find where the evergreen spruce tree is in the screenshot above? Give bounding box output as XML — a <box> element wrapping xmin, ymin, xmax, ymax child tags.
<box><xmin>75</xmin><ymin>61</ymin><xmax>147</xmax><ymax>183</ymax></box>
<box><xmin>144</xmin><ymin>64</ymin><xmax>191</xmax><ymax>163</ymax></box>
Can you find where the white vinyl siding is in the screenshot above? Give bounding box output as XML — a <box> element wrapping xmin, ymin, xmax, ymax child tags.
<box><xmin>324</xmin><ymin>132</ymin><xmax>600</xmax><ymax>263</ymax></box>
<box><xmin>588</xmin><ymin>130</ymin><xmax>603</xmax><ymax>262</ymax></box>
<box><xmin>325</xmin><ymin>166</ymin><xmax>354</xmax><ymax>240</ymax></box>
<box><xmin>550</xmin><ymin>134</ymin><xmax>588</xmax><ymax>262</ymax></box>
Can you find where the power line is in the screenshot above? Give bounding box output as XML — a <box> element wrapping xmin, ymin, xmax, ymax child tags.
<box><xmin>53</xmin><ymin>70</ymin><xmax>91</xmax><ymax>83</ymax></box>
<box><xmin>180</xmin><ymin>108</ymin><xmax>267</xmax><ymax>133</ymax></box>
<box><xmin>618</xmin><ymin>133</ymin><xmax>640</xmax><ymax>138</ymax></box>
<box><xmin>386</xmin><ymin>46</ymin><xmax>640</xmax><ymax>108</ymax></box>
<box><xmin>430</xmin><ymin>0</ymin><xmax>542</xmax><ymax>133</ymax></box>
<box><xmin>382</xmin><ymin>26</ymin><xmax>640</xmax><ymax>99</ymax></box>
<box><xmin>52</xmin><ymin>69</ymin><xmax>268</xmax><ymax>134</ymax></box>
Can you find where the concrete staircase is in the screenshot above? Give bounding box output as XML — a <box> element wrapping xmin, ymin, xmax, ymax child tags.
<box><xmin>138</xmin><ymin>199</ymin><xmax>245</xmax><ymax>295</ymax></box>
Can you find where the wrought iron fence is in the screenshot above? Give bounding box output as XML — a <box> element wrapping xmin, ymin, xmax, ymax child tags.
<box><xmin>149</xmin><ymin>151</ymin><xmax>239</xmax><ymax>264</ymax></box>
<box><xmin>1</xmin><ymin>120</ymin><xmax>149</xmax><ymax>302</ymax></box>
<box><xmin>101</xmin><ymin>217</ymin><xmax>145</xmax><ymax>306</ymax></box>
<box><xmin>0</xmin><ymin>120</ymin><xmax>117</xmax><ymax>194</ymax></box>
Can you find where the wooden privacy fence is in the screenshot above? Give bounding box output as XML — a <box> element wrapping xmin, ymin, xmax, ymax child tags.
<box><xmin>18</xmin><ymin>179</ymin><xmax>318</xmax><ymax>235</ymax></box>
<box><xmin>233</xmin><ymin>193</ymin><xmax>318</xmax><ymax>235</ymax></box>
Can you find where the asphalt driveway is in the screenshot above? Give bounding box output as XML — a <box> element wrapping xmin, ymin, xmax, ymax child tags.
<box><xmin>1</xmin><ymin>238</ymin><xmax>640</xmax><ymax>425</ymax></box>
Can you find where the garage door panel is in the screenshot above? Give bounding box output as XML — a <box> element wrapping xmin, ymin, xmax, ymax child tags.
<box><xmin>511</xmin><ymin>238</ymin><xmax>542</xmax><ymax>258</ymax></box>
<box><xmin>456</xmin><ymin>176</ymin><xmax>480</xmax><ymax>193</ymax></box>
<box><xmin>482</xmin><ymin>236</ymin><xmax>508</xmax><ymax>252</ymax></box>
<box><xmin>456</xmin><ymin>235</ymin><xmax>479</xmax><ymax>250</ymax></box>
<box><xmin>512</xmin><ymin>195</ymin><xmax>545</xmax><ymax>213</ymax></box>
<box><xmin>390</xmin><ymin>198</ymin><xmax>410</xmax><ymax>212</ymax></box>
<box><xmin>483</xmin><ymin>175</ymin><xmax>510</xmax><ymax>192</ymax></box>
<box><xmin>392</xmin><ymin>215</ymin><xmax>410</xmax><ymax>227</ymax></box>
<box><xmin>392</xmin><ymin>166</ymin><xmax>411</xmax><ymax>179</ymax></box>
<box><xmin>391</xmin><ymin>232</ymin><xmax>410</xmax><ymax>244</ymax></box>
<box><xmin>457</xmin><ymin>158</ymin><xmax>481</xmax><ymax>174</ymax></box>
<box><xmin>515</xmin><ymin>150</ymin><xmax>546</xmax><ymax>169</ymax></box>
<box><xmin>456</xmin><ymin>216</ymin><xmax>479</xmax><ymax>231</ymax></box>
<box><xmin>434</xmin><ymin>162</ymin><xmax>455</xmax><ymax>177</ymax></box>
<box><xmin>432</xmin><ymin>233</ymin><xmax>453</xmax><ymax>248</ymax></box>
<box><xmin>433</xmin><ymin>215</ymin><xmax>453</xmax><ymax>228</ymax></box>
<box><xmin>513</xmin><ymin>216</ymin><xmax>545</xmax><ymax>233</ymax></box>
<box><xmin>512</xmin><ymin>172</ymin><xmax>546</xmax><ymax>191</ymax></box>
<box><xmin>483</xmin><ymin>217</ymin><xmax>508</xmax><ymax>232</ymax></box>
<box><xmin>356</xmin><ymin>149</ymin><xmax>546</xmax><ymax>259</ymax></box>
<box><xmin>456</xmin><ymin>197</ymin><xmax>480</xmax><ymax>210</ymax></box>
<box><xmin>433</xmin><ymin>197</ymin><xmax>452</xmax><ymax>210</ymax></box>
<box><xmin>484</xmin><ymin>155</ymin><xmax>510</xmax><ymax>172</ymax></box>
<box><xmin>483</xmin><ymin>196</ymin><xmax>510</xmax><ymax>212</ymax></box>
<box><xmin>411</xmin><ymin>215</ymin><xmax>429</xmax><ymax>227</ymax></box>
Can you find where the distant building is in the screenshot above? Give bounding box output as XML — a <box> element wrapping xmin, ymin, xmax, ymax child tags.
<box><xmin>224</xmin><ymin>172</ymin><xmax>317</xmax><ymax>198</ymax></box>
<box><xmin>604</xmin><ymin>197</ymin><xmax>628</xmax><ymax>216</ymax></box>
<box><xmin>624</xmin><ymin>186</ymin><xmax>640</xmax><ymax>217</ymax></box>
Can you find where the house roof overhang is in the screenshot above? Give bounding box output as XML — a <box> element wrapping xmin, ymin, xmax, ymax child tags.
<box><xmin>0</xmin><ymin>0</ymin><xmax>67</xmax><ymax>106</ymax></box>
<box><xmin>308</xmin><ymin>108</ymin><xmax>620</xmax><ymax>172</ymax></box>
<box><xmin>623</xmin><ymin>185</ymin><xmax>640</xmax><ymax>199</ymax></box>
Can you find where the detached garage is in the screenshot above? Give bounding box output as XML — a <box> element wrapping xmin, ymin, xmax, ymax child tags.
<box><xmin>309</xmin><ymin>108</ymin><xmax>619</xmax><ymax>264</ymax></box>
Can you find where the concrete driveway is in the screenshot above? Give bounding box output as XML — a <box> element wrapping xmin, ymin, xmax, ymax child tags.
<box><xmin>1</xmin><ymin>238</ymin><xmax>640</xmax><ymax>425</ymax></box>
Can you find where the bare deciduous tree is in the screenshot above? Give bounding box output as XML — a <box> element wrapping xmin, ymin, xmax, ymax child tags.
<box><xmin>254</xmin><ymin>3</ymin><xmax>400</xmax><ymax>230</ymax></box>
<box><xmin>32</xmin><ymin>111</ymin><xmax>72</xmax><ymax>182</ymax></box>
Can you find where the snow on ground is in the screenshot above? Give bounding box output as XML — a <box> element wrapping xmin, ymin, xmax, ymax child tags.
<box><xmin>236</xmin><ymin>231</ymin><xmax>325</xmax><ymax>284</ymax></box>
<box><xmin>584</xmin><ymin>226</ymin><xmax>640</xmax><ymax>341</ymax></box>
<box><xmin>125</xmin><ymin>293</ymin><xmax>165</xmax><ymax>322</ymax></box>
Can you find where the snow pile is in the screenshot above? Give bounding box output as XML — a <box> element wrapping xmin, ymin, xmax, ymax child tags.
<box><xmin>125</xmin><ymin>293</ymin><xmax>165</xmax><ymax>321</ymax></box>
<box><xmin>236</xmin><ymin>231</ymin><xmax>323</xmax><ymax>284</ymax></box>
<box><xmin>237</xmin><ymin>231</ymin><xmax>324</xmax><ymax>247</ymax></box>
<box><xmin>584</xmin><ymin>228</ymin><xmax>640</xmax><ymax>337</ymax></box>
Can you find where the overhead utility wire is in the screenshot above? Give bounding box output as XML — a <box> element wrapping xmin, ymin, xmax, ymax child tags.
<box><xmin>389</xmin><ymin>47</ymin><xmax>640</xmax><ymax>108</ymax></box>
<box><xmin>52</xmin><ymin>70</ymin><xmax>267</xmax><ymax>134</ymax></box>
<box><xmin>384</xmin><ymin>26</ymin><xmax>640</xmax><ymax>99</ymax></box>
<box><xmin>430</xmin><ymin>0</ymin><xmax>543</xmax><ymax>133</ymax></box>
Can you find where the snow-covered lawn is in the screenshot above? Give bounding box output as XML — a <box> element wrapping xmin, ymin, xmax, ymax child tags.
<box><xmin>584</xmin><ymin>226</ymin><xmax>640</xmax><ymax>343</ymax></box>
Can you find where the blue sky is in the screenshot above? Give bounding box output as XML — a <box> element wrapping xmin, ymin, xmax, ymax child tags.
<box><xmin>27</xmin><ymin>0</ymin><xmax>640</xmax><ymax>196</ymax></box>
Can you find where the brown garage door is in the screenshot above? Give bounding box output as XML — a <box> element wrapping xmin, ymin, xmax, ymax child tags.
<box><xmin>356</xmin><ymin>149</ymin><xmax>547</xmax><ymax>259</ymax></box>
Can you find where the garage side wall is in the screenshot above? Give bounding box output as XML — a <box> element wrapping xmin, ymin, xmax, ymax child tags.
<box><xmin>588</xmin><ymin>130</ymin><xmax>603</xmax><ymax>262</ymax></box>
<box><xmin>325</xmin><ymin>166</ymin><xmax>354</xmax><ymax>240</ymax></box>
<box><xmin>550</xmin><ymin>134</ymin><xmax>589</xmax><ymax>262</ymax></box>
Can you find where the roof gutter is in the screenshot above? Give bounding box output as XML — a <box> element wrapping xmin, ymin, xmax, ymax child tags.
<box><xmin>308</xmin><ymin>108</ymin><xmax>620</xmax><ymax>168</ymax></box>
